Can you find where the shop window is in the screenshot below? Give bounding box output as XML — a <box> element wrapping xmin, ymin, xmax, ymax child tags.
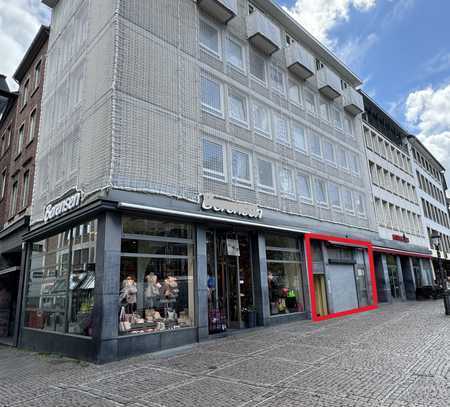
<box><xmin>266</xmin><ymin>234</ymin><xmax>305</xmax><ymax>315</ymax></box>
<box><xmin>119</xmin><ymin>217</ymin><xmax>195</xmax><ymax>335</ymax></box>
<box><xmin>199</xmin><ymin>19</ymin><xmax>221</xmax><ymax>57</ymax></box>
<box><xmin>25</xmin><ymin>220</ymin><xmax>97</xmax><ymax>337</ymax></box>
<box><xmin>253</xmin><ymin>102</ymin><xmax>271</xmax><ymax>137</ymax></box>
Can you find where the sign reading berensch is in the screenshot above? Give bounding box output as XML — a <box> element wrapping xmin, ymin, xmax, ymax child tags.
<box><xmin>44</xmin><ymin>190</ymin><xmax>83</xmax><ymax>223</ymax></box>
<box><xmin>201</xmin><ymin>193</ymin><xmax>263</xmax><ymax>219</ymax></box>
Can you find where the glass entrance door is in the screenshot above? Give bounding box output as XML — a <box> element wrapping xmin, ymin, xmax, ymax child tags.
<box><xmin>206</xmin><ymin>230</ymin><xmax>254</xmax><ymax>331</ymax></box>
<box><xmin>386</xmin><ymin>255</ymin><xmax>401</xmax><ymax>299</ymax></box>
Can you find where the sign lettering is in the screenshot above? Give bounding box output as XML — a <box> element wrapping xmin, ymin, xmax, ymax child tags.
<box><xmin>201</xmin><ymin>193</ymin><xmax>263</xmax><ymax>219</ymax></box>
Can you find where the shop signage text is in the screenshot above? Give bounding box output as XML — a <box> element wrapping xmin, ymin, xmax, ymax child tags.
<box><xmin>392</xmin><ymin>234</ymin><xmax>409</xmax><ymax>243</ymax></box>
<box><xmin>44</xmin><ymin>190</ymin><xmax>83</xmax><ymax>223</ymax></box>
<box><xmin>201</xmin><ymin>194</ymin><xmax>263</xmax><ymax>219</ymax></box>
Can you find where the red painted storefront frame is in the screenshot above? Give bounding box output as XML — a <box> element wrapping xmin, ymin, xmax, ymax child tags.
<box><xmin>305</xmin><ymin>233</ymin><xmax>379</xmax><ymax>322</ymax></box>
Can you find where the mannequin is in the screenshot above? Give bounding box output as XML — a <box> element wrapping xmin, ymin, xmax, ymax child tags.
<box><xmin>145</xmin><ymin>272</ymin><xmax>161</xmax><ymax>308</ymax></box>
<box><xmin>120</xmin><ymin>276</ymin><xmax>138</xmax><ymax>314</ymax></box>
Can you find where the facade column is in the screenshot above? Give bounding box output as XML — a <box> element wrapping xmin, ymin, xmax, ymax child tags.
<box><xmin>93</xmin><ymin>211</ymin><xmax>122</xmax><ymax>363</ymax></box>
<box><xmin>195</xmin><ymin>225</ymin><xmax>209</xmax><ymax>340</ymax></box>
<box><xmin>16</xmin><ymin>242</ymin><xmax>32</xmax><ymax>347</ymax></box>
<box><xmin>252</xmin><ymin>232</ymin><xmax>270</xmax><ymax>326</ymax></box>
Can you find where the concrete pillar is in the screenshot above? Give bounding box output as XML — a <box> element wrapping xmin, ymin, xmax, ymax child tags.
<box><xmin>195</xmin><ymin>225</ymin><xmax>209</xmax><ymax>340</ymax></box>
<box><xmin>301</xmin><ymin>239</ymin><xmax>311</xmax><ymax>319</ymax></box>
<box><xmin>93</xmin><ymin>211</ymin><xmax>122</xmax><ymax>363</ymax></box>
<box><xmin>252</xmin><ymin>232</ymin><xmax>270</xmax><ymax>326</ymax></box>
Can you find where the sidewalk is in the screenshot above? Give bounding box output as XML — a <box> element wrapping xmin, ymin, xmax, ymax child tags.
<box><xmin>0</xmin><ymin>301</ymin><xmax>448</xmax><ymax>407</ymax></box>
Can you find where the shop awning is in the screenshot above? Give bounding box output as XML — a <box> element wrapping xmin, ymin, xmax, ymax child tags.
<box><xmin>373</xmin><ymin>246</ymin><xmax>432</xmax><ymax>259</ymax></box>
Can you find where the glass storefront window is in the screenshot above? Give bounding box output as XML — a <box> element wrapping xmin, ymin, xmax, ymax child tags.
<box><xmin>119</xmin><ymin>216</ymin><xmax>195</xmax><ymax>335</ymax></box>
<box><xmin>25</xmin><ymin>220</ymin><xmax>97</xmax><ymax>337</ymax></box>
<box><xmin>266</xmin><ymin>234</ymin><xmax>305</xmax><ymax>315</ymax></box>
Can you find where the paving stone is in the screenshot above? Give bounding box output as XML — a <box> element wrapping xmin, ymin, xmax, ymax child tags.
<box><xmin>389</xmin><ymin>376</ymin><xmax>450</xmax><ymax>406</ymax></box>
<box><xmin>258</xmin><ymin>343</ymin><xmax>338</xmax><ymax>364</ymax></box>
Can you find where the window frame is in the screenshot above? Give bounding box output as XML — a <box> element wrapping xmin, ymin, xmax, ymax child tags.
<box><xmin>328</xmin><ymin>182</ymin><xmax>342</xmax><ymax>210</ymax></box>
<box><xmin>199</xmin><ymin>18</ymin><xmax>222</xmax><ymax>59</ymax></box>
<box><xmin>304</xmin><ymin>88</ymin><xmax>317</xmax><ymax>116</ymax></box>
<box><xmin>279</xmin><ymin>167</ymin><xmax>296</xmax><ymax>199</ymax></box>
<box><xmin>256</xmin><ymin>156</ymin><xmax>276</xmax><ymax>195</ymax></box>
<box><xmin>228</xmin><ymin>88</ymin><xmax>249</xmax><ymax>127</ymax></box>
<box><xmin>314</xmin><ymin>178</ymin><xmax>328</xmax><ymax>207</ymax></box>
<box><xmin>22</xmin><ymin>170</ymin><xmax>30</xmax><ymax>209</ymax></box>
<box><xmin>309</xmin><ymin>130</ymin><xmax>322</xmax><ymax>160</ymax></box>
<box><xmin>249</xmin><ymin>48</ymin><xmax>267</xmax><ymax>86</ymax></box>
<box><xmin>343</xmin><ymin>188</ymin><xmax>355</xmax><ymax>214</ymax></box>
<box><xmin>322</xmin><ymin>138</ymin><xmax>336</xmax><ymax>166</ymax></box>
<box><xmin>270</xmin><ymin>65</ymin><xmax>285</xmax><ymax>95</ymax></box>
<box><xmin>28</xmin><ymin>108</ymin><xmax>37</xmax><ymax>143</ymax></box>
<box><xmin>226</xmin><ymin>35</ymin><xmax>246</xmax><ymax>72</ymax></box>
<box><xmin>9</xmin><ymin>179</ymin><xmax>18</xmax><ymax>218</ymax></box>
<box><xmin>297</xmin><ymin>172</ymin><xmax>313</xmax><ymax>204</ymax></box>
<box><xmin>273</xmin><ymin>112</ymin><xmax>290</xmax><ymax>146</ymax></box>
<box><xmin>292</xmin><ymin>122</ymin><xmax>308</xmax><ymax>154</ymax></box>
<box><xmin>0</xmin><ymin>168</ymin><xmax>6</xmax><ymax>200</ymax></box>
<box><xmin>202</xmin><ymin>137</ymin><xmax>227</xmax><ymax>183</ymax></box>
<box><xmin>200</xmin><ymin>75</ymin><xmax>224</xmax><ymax>118</ymax></box>
<box><xmin>288</xmin><ymin>79</ymin><xmax>302</xmax><ymax>106</ymax></box>
<box><xmin>252</xmin><ymin>101</ymin><xmax>271</xmax><ymax>138</ymax></box>
<box><xmin>34</xmin><ymin>59</ymin><xmax>42</xmax><ymax>90</ymax></box>
<box><xmin>17</xmin><ymin>123</ymin><xmax>25</xmax><ymax>156</ymax></box>
<box><xmin>231</xmin><ymin>147</ymin><xmax>253</xmax><ymax>188</ymax></box>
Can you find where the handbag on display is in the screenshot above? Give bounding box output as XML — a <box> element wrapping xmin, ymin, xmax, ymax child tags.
<box><xmin>119</xmin><ymin>306</ymin><xmax>130</xmax><ymax>332</ymax></box>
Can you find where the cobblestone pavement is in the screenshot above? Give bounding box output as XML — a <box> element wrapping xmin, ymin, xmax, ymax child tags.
<box><xmin>1</xmin><ymin>301</ymin><xmax>449</xmax><ymax>407</ymax></box>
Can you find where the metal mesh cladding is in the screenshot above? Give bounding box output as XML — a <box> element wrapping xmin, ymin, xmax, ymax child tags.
<box><xmin>32</xmin><ymin>0</ymin><xmax>376</xmax><ymax>233</ymax></box>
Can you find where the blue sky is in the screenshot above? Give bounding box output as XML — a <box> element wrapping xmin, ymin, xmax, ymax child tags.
<box><xmin>1</xmin><ymin>0</ymin><xmax>449</xmax><ymax>183</ymax></box>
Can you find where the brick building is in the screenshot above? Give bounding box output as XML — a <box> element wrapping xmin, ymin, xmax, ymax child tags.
<box><xmin>0</xmin><ymin>26</ymin><xmax>49</xmax><ymax>345</ymax></box>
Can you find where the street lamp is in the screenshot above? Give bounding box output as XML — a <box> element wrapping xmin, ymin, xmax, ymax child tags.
<box><xmin>430</xmin><ymin>232</ymin><xmax>450</xmax><ymax>315</ymax></box>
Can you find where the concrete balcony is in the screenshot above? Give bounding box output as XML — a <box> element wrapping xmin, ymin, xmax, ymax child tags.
<box><xmin>317</xmin><ymin>66</ymin><xmax>342</xmax><ymax>99</ymax></box>
<box><xmin>285</xmin><ymin>43</ymin><xmax>315</xmax><ymax>80</ymax></box>
<box><xmin>42</xmin><ymin>0</ymin><xmax>59</xmax><ymax>7</ymax></box>
<box><xmin>246</xmin><ymin>10</ymin><xmax>282</xmax><ymax>56</ymax></box>
<box><xmin>343</xmin><ymin>87</ymin><xmax>364</xmax><ymax>116</ymax></box>
<box><xmin>197</xmin><ymin>0</ymin><xmax>237</xmax><ymax>24</ymax></box>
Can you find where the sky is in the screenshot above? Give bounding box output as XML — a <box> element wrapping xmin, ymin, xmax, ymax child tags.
<box><xmin>1</xmin><ymin>0</ymin><xmax>449</xmax><ymax>184</ymax></box>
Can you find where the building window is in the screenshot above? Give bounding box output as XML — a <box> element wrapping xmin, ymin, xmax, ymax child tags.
<box><xmin>288</xmin><ymin>80</ymin><xmax>301</xmax><ymax>105</ymax></box>
<box><xmin>22</xmin><ymin>80</ymin><xmax>29</xmax><ymax>108</ymax></box>
<box><xmin>266</xmin><ymin>234</ymin><xmax>305</xmax><ymax>315</ymax></box>
<box><xmin>228</xmin><ymin>90</ymin><xmax>248</xmax><ymax>125</ymax></box>
<box><xmin>25</xmin><ymin>220</ymin><xmax>98</xmax><ymax>337</ymax></box>
<box><xmin>343</xmin><ymin>189</ymin><xmax>354</xmax><ymax>213</ymax></box>
<box><xmin>334</xmin><ymin>108</ymin><xmax>343</xmax><ymax>130</ymax></box>
<box><xmin>17</xmin><ymin>125</ymin><xmax>25</xmax><ymax>155</ymax></box>
<box><xmin>337</xmin><ymin>147</ymin><xmax>349</xmax><ymax>171</ymax></box>
<box><xmin>199</xmin><ymin>19</ymin><xmax>220</xmax><ymax>57</ymax></box>
<box><xmin>249</xmin><ymin>48</ymin><xmax>266</xmax><ymax>83</ymax></box>
<box><xmin>119</xmin><ymin>217</ymin><xmax>194</xmax><ymax>335</ymax></box>
<box><xmin>314</xmin><ymin>178</ymin><xmax>328</xmax><ymax>205</ymax></box>
<box><xmin>227</xmin><ymin>37</ymin><xmax>245</xmax><ymax>71</ymax></box>
<box><xmin>322</xmin><ymin>139</ymin><xmax>336</xmax><ymax>165</ymax></box>
<box><xmin>344</xmin><ymin>116</ymin><xmax>353</xmax><ymax>136</ymax></box>
<box><xmin>202</xmin><ymin>139</ymin><xmax>225</xmax><ymax>182</ymax></box>
<box><xmin>309</xmin><ymin>131</ymin><xmax>322</xmax><ymax>158</ymax></box>
<box><xmin>328</xmin><ymin>183</ymin><xmax>341</xmax><ymax>209</ymax></box>
<box><xmin>9</xmin><ymin>180</ymin><xmax>18</xmax><ymax>218</ymax></box>
<box><xmin>22</xmin><ymin>171</ymin><xmax>30</xmax><ymax>208</ymax></box>
<box><xmin>297</xmin><ymin>173</ymin><xmax>312</xmax><ymax>202</ymax></box>
<box><xmin>292</xmin><ymin>123</ymin><xmax>307</xmax><ymax>153</ymax></box>
<box><xmin>253</xmin><ymin>102</ymin><xmax>271</xmax><ymax>137</ymax></box>
<box><xmin>355</xmin><ymin>193</ymin><xmax>366</xmax><ymax>216</ymax></box>
<box><xmin>0</xmin><ymin>169</ymin><xmax>6</xmax><ymax>200</ymax></box>
<box><xmin>29</xmin><ymin>109</ymin><xmax>36</xmax><ymax>142</ymax></box>
<box><xmin>232</xmin><ymin>149</ymin><xmax>252</xmax><ymax>187</ymax></box>
<box><xmin>319</xmin><ymin>97</ymin><xmax>330</xmax><ymax>122</ymax></box>
<box><xmin>270</xmin><ymin>65</ymin><xmax>285</xmax><ymax>94</ymax></box>
<box><xmin>201</xmin><ymin>76</ymin><xmax>223</xmax><ymax>116</ymax></box>
<box><xmin>257</xmin><ymin>157</ymin><xmax>275</xmax><ymax>194</ymax></box>
<box><xmin>350</xmin><ymin>153</ymin><xmax>360</xmax><ymax>175</ymax></box>
<box><xmin>279</xmin><ymin>167</ymin><xmax>295</xmax><ymax>198</ymax></box>
<box><xmin>34</xmin><ymin>60</ymin><xmax>42</xmax><ymax>90</ymax></box>
<box><xmin>304</xmin><ymin>89</ymin><xmax>316</xmax><ymax>115</ymax></box>
<box><xmin>274</xmin><ymin>113</ymin><xmax>289</xmax><ymax>146</ymax></box>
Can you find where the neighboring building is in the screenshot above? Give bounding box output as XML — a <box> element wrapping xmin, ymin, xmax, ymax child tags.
<box><xmin>408</xmin><ymin>135</ymin><xmax>450</xmax><ymax>277</ymax></box>
<box><xmin>23</xmin><ymin>0</ymin><xmax>378</xmax><ymax>362</ymax></box>
<box><xmin>0</xmin><ymin>26</ymin><xmax>49</xmax><ymax>345</ymax></box>
<box><xmin>361</xmin><ymin>92</ymin><xmax>434</xmax><ymax>303</ymax></box>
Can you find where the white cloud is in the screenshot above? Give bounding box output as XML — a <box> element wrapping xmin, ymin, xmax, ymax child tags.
<box><xmin>405</xmin><ymin>83</ymin><xmax>450</xmax><ymax>184</ymax></box>
<box><xmin>282</xmin><ymin>0</ymin><xmax>376</xmax><ymax>49</ymax></box>
<box><xmin>335</xmin><ymin>32</ymin><xmax>378</xmax><ymax>71</ymax></box>
<box><xmin>0</xmin><ymin>0</ymin><xmax>50</xmax><ymax>89</ymax></box>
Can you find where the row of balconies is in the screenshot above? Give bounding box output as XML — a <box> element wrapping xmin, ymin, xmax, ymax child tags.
<box><xmin>197</xmin><ymin>0</ymin><xmax>363</xmax><ymax>116</ymax></box>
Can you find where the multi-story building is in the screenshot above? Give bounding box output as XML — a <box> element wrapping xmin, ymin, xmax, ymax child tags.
<box><xmin>21</xmin><ymin>0</ymin><xmax>380</xmax><ymax>362</ymax></box>
<box><xmin>0</xmin><ymin>26</ymin><xmax>49</xmax><ymax>345</ymax></box>
<box><xmin>408</xmin><ymin>135</ymin><xmax>450</xmax><ymax>277</ymax></box>
<box><xmin>361</xmin><ymin>92</ymin><xmax>434</xmax><ymax>303</ymax></box>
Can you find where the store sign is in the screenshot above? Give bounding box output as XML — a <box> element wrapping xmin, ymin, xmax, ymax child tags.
<box><xmin>201</xmin><ymin>194</ymin><xmax>263</xmax><ymax>219</ymax></box>
<box><xmin>392</xmin><ymin>234</ymin><xmax>409</xmax><ymax>243</ymax></box>
<box><xmin>44</xmin><ymin>189</ymin><xmax>83</xmax><ymax>223</ymax></box>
